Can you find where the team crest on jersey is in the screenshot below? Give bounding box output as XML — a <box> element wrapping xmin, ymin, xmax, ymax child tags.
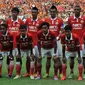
<box><xmin>71</xmin><ymin>20</ymin><xmax>74</xmax><ymax>23</ymax></box>
<box><xmin>55</xmin><ymin>22</ymin><xmax>58</xmax><ymax>25</ymax></box>
<box><xmin>8</xmin><ymin>24</ymin><xmax>11</xmax><ymax>26</ymax></box>
<box><xmin>81</xmin><ymin>20</ymin><xmax>84</xmax><ymax>23</ymax></box>
<box><xmin>28</xmin><ymin>23</ymin><xmax>31</xmax><ymax>25</ymax></box>
<box><xmin>36</xmin><ymin>24</ymin><xmax>39</xmax><ymax>26</ymax></box>
<box><xmin>16</xmin><ymin>24</ymin><xmax>20</xmax><ymax>27</ymax></box>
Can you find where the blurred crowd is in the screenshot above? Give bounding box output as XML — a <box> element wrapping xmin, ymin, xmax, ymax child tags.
<box><xmin>0</xmin><ymin>0</ymin><xmax>85</xmax><ymax>23</ymax></box>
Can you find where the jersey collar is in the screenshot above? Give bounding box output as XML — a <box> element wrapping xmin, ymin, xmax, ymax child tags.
<box><xmin>50</xmin><ymin>17</ymin><xmax>57</xmax><ymax>21</ymax></box>
<box><xmin>20</xmin><ymin>35</ymin><xmax>27</xmax><ymax>39</ymax></box>
<box><xmin>43</xmin><ymin>30</ymin><xmax>49</xmax><ymax>37</ymax></box>
<box><xmin>31</xmin><ymin>17</ymin><xmax>38</xmax><ymax>22</ymax></box>
<box><xmin>11</xmin><ymin>18</ymin><xmax>19</xmax><ymax>22</ymax></box>
<box><xmin>74</xmin><ymin>14</ymin><xmax>82</xmax><ymax>19</ymax></box>
<box><xmin>66</xmin><ymin>33</ymin><xmax>72</xmax><ymax>40</ymax></box>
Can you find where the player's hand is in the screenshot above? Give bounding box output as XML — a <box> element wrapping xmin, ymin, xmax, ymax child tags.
<box><xmin>78</xmin><ymin>57</ymin><xmax>82</xmax><ymax>64</ymax></box>
<box><xmin>62</xmin><ymin>57</ymin><xmax>66</xmax><ymax>64</ymax></box>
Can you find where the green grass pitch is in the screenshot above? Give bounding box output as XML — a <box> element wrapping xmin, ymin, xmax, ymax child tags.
<box><xmin>0</xmin><ymin>57</ymin><xmax>85</xmax><ymax>85</ymax></box>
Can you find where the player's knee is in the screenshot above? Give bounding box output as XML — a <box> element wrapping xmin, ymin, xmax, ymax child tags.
<box><xmin>16</xmin><ymin>55</ymin><xmax>21</xmax><ymax>62</ymax></box>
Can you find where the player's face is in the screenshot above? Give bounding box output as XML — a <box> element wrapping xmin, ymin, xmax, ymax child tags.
<box><xmin>0</xmin><ymin>26</ymin><xmax>7</xmax><ymax>35</ymax></box>
<box><xmin>42</xmin><ymin>25</ymin><xmax>49</xmax><ymax>34</ymax></box>
<box><xmin>32</xmin><ymin>10</ymin><xmax>38</xmax><ymax>18</ymax></box>
<box><xmin>74</xmin><ymin>7</ymin><xmax>81</xmax><ymax>15</ymax></box>
<box><xmin>65</xmin><ymin>30</ymin><xmax>71</xmax><ymax>38</ymax></box>
<box><xmin>50</xmin><ymin>8</ymin><xmax>57</xmax><ymax>18</ymax></box>
<box><xmin>12</xmin><ymin>11</ymin><xmax>19</xmax><ymax>18</ymax></box>
<box><xmin>20</xmin><ymin>29</ymin><xmax>26</xmax><ymax>37</ymax></box>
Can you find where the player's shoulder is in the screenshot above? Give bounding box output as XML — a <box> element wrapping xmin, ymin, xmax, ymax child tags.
<box><xmin>25</xmin><ymin>18</ymin><xmax>31</xmax><ymax>21</ymax></box>
<box><xmin>6</xmin><ymin>18</ymin><xmax>11</xmax><ymax>20</ymax></box>
<box><xmin>18</xmin><ymin>18</ymin><xmax>24</xmax><ymax>22</ymax></box>
<box><xmin>44</xmin><ymin>17</ymin><xmax>50</xmax><ymax>21</ymax></box>
<box><xmin>68</xmin><ymin>15</ymin><xmax>74</xmax><ymax>20</ymax></box>
<box><xmin>49</xmin><ymin>31</ymin><xmax>56</xmax><ymax>37</ymax></box>
<box><xmin>60</xmin><ymin>33</ymin><xmax>65</xmax><ymax>38</ymax></box>
<box><xmin>38</xmin><ymin>18</ymin><xmax>43</xmax><ymax>21</ymax></box>
<box><xmin>49</xmin><ymin>30</ymin><xmax>55</xmax><ymax>35</ymax></box>
<box><xmin>81</xmin><ymin>15</ymin><xmax>85</xmax><ymax>19</ymax></box>
<box><xmin>37</xmin><ymin>30</ymin><xmax>42</xmax><ymax>35</ymax></box>
<box><xmin>57</xmin><ymin>17</ymin><xmax>63</xmax><ymax>21</ymax></box>
<box><xmin>72</xmin><ymin>33</ymin><xmax>79</xmax><ymax>39</ymax></box>
<box><xmin>27</xmin><ymin>32</ymin><xmax>32</xmax><ymax>37</ymax></box>
<box><xmin>38</xmin><ymin>30</ymin><xmax>42</xmax><ymax>33</ymax></box>
<box><xmin>6</xmin><ymin>18</ymin><xmax>11</xmax><ymax>22</ymax></box>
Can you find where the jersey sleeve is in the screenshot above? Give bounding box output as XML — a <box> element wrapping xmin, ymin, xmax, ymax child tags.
<box><xmin>60</xmin><ymin>34</ymin><xmax>66</xmax><ymax>46</ymax></box>
<box><xmin>37</xmin><ymin>30</ymin><xmax>41</xmax><ymax>41</ymax></box>
<box><xmin>27</xmin><ymin>33</ymin><xmax>33</xmax><ymax>44</ymax></box>
<box><xmin>74</xmin><ymin>34</ymin><xmax>80</xmax><ymax>47</ymax></box>
<box><xmin>50</xmin><ymin>31</ymin><xmax>56</xmax><ymax>40</ymax></box>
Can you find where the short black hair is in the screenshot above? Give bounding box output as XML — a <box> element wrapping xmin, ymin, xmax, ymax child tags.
<box><xmin>64</xmin><ymin>25</ymin><xmax>72</xmax><ymax>31</ymax></box>
<box><xmin>11</xmin><ymin>7</ymin><xmax>19</xmax><ymax>13</ymax></box>
<box><xmin>74</xmin><ymin>4</ymin><xmax>81</xmax><ymax>11</ymax></box>
<box><xmin>20</xmin><ymin>24</ymin><xmax>27</xmax><ymax>30</ymax></box>
<box><xmin>50</xmin><ymin>5</ymin><xmax>57</xmax><ymax>11</ymax></box>
<box><xmin>32</xmin><ymin>6</ymin><xmax>38</xmax><ymax>12</ymax></box>
<box><xmin>0</xmin><ymin>23</ymin><xmax>8</xmax><ymax>29</ymax></box>
<box><xmin>40</xmin><ymin>22</ymin><xmax>50</xmax><ymax>28</ymax></box>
